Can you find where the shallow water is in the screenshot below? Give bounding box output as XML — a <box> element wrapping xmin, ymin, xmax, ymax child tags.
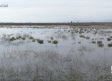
<box><xmin>0</xmin><ymin>25</ymin><xmax>112</xmax><ymax>80</ymax></box>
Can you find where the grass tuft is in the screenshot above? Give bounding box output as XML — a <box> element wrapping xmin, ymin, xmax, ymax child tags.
<box><xmin>51</xmin><ymin>37</ymin><xmax>53</xmax><ymax>40</ymax></box>
<box><xmin>29</xmin><ymin>37</ymin><xmax>33</xmax><ymax>39</ymax></box>
<box><xmin>32</xmin><ymin>39</ymin><xmax>35</xmax><ymax>42</ymax></box>
<box><xmin>37</xmin><ymin>39</ymin><xmax>43</xmax><ymax>44</ymax></box>
<box><xmin>108</xmin><ymin>43</ymin><xmax>112</xmax><ymax>47</ymax></box>
<box><xmin>92</xmin><ymin>41</ymin><xmax>96</xmax><ymax>44</ymax></box>
<box><xmin>10</xmin><ymin>37</ymin><xmax>16</xmax><ymax>41</ymax></box>
<box><xmin>52</xmin><ymin>40</ymin><xmax>58</xmax><ymax>44</ymax></box>
<box><xmin>48</xmin><ymin>40</ymin><xmax>51</xmax><ymax>43</ymax></box>
<box><xmin>80</xmin><ymin>35</ymin><xmax>85</xmax><ymax>38</ymax></box>
<box><xmin>107</xmin><ymin>38</ymin><xmax>111</xmax><ymax>41</ymax></box>
<box><xmin>86</xmin><ymin>37</ymin><xmax>90</xmax><ymax>39</ymax></box>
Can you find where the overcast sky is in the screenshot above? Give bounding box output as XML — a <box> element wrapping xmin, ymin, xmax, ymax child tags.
<box><xmin>0</xmin><ymin>0</ymin><xmax>112</xmax><ymax>22</ymax></box>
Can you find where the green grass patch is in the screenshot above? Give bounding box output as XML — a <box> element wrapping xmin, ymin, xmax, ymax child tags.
<box><xmin>108</xmin><ymin>43</ymin><xmax>112</xmax><ymax>47</ymax></box>
<box><xmin>79</xmin><ymin>31</ymin><xmax>84</xmax><ymax>34</ymax></box>
<box><xmin>107</xmin><ymin>38</ymin><xmax>111</xmax><ymax>41</ymax></box>
<box><xmin>37</xmin><ymin>39</ymin><xmax>43</xmax><ymax>44</ymax></box>
<box><xmin>10</xmin><ymin>37</ymin><xmax>16</xmax><ymax>41</ymax></box>
<box><xmin>22</xmin><ymin>38</ymin><xmax>25</xmax><ymax>40</ymax></box>
<box><xmin>92</xmin><ymin>41</ymin><xmax>96</xmax><ymax>44</ymax></box>
<box><xmin>80</xmin><ymin>35</ymin><xmax>85</xmax><ymax>38</ymax></box>
<box><xmin>52</xmin><ymin>40</ymin><xmax>58</xmax><ymax>44</ymax></box>
<box><xmin>48</xmin><ymin>40</ymin><xmax>51</xmax><ymax>43</ymax></box>
<box><xmin>98</xmin><ymin>43</ymin><xmax>104</xmax><ymax>47</ymax></box>
<box><xmin>16</xmin><ymin>36</ymin><xmax>21</xmax><ymax>39</ymax></box>
<box><xmin>29</xmin><ymin>37</ymin><xmax>33</xmax><ymax>39</ymax></box>
<box><xmin>51</xmin><ymin>37</ymin><xmax>53</xmax><ymax>40</ymax></box>
<box><xmin>86</xmin><ymin>37</ymin><xmax>90</xmax><ymax>39</ymax></box>
<box><xmin>32</xmin><ymin>39</ymin><xmax>35</xmax><ymax>42</ymax></box>
<box><xmin>97</xmin><ymin>41</ymin><xmax>102</xmax><ymax>44</ymax></box>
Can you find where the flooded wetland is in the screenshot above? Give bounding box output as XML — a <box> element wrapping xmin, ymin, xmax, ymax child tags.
<box><xmin>0</xmin><ymin>25</ymin><xmax>112</xmax><ymax>81</ymax></box>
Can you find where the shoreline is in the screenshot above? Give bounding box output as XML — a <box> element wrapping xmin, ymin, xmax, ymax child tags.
<box><xmin>0</xmin><ymin>22</ymin><xmax>112</xmax><ymax>26</ymax></box>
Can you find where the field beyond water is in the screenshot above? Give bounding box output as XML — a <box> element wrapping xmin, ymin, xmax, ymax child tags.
<box><xmin>0</xmin><ymin>25</ymin><xmax>112</xmax><ymax>81</ymax></box>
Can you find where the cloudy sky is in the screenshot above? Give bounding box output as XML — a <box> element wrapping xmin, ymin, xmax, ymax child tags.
<box><xmin>0</xmin><ymin>0</ymin><xmax>112</xmax><ymax>22</ymax></box>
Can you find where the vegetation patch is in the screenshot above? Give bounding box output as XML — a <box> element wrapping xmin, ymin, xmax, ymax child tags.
<box><xmin>110</xmin><ymin>36</ymin><xmax>112</xmax><ymax>38</ymax></box>
<box><xmin>22</xmin><ymin>38</ymin><xmax>25</xmax><ymax>40</ymax></box>
<box><xmin>80</xmin><ymin>35</ymin><xmax>85</xmax><ymax>38</ymax></box>
<box><xmin>10</xmin><ymin>37</ymin><xmax>16</xmax><ymax>41</ymax></box>
<box><xmin>98</xmin><ymin>43</ymin><xmax>104</xmax><ymax>47</ymax></box>
<box><xmin>29</xmin><ymin>37</ymin><xmax>33</xmax><ymax>39</ymax></box>
<box><xmin>16</xmin><ymin>36</ymin><xmax>21</xmax><ymax>39</ymax></box>
<box><xmin>32</xmin><ymin>39</ymin><xmax>35</xmax><ymax>42</ymax></box>
<box><xmin>51</xmin><ymin>37</ymin><xmax>53</xmax><ymax>40</ymax></box>
<box><xmin>86</xmin><ymin>37</ymin><xmax>90</xmax><ymax>39</ymax></box>
<box><xmin>107</xmin><ymin>38</ymin><xmax>111</xmax><ymax>41</ymax></box>
<box><xmin>48</xmin><ymin>40</ymin><xmax>51</xmax><ymax>43</ymax></box>
<box><xmin>37</xmin><ymin>39</ymin><xmax>43</xmax><ymax>44</ymax></box>
<box><xmin>78</xmin><ymin>42</ymin><xmax>81</xmax><ymax>44</ymax></box>
<box><xmin>97</xmin><ymin>41</ymin><xmax>102</xmax><ymax>44</ymax></box>
<box><xmin>108</xmin><ymin>43</ymin><xmax>112</xmax><ymax>47</ymax></box>
<box><xmin>92</xmin><ymin>41</ymin><xmax>96</xmax><ymax>44</ymax></box>
<box><xmin>52</xmin><ymin>40</ymin><xmax>58</xmax><ymax>44</ymax></box>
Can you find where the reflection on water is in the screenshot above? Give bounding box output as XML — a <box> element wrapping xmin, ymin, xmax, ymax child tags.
<box><xmin>0</xmin><ymin>25</ymin><xmax>112</xmax><ymax>80</ymax></box>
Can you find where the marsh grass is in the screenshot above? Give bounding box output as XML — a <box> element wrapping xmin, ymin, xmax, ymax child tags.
<box><xmin>97</xmin><ymin>41</ymin><xmax>104</xmax><ymax>47</ymax></box>
<box><xmin>51</xmin><ymin>37</ymin><xmax>53</xmax><ymax>40</ymax></box>
<box><xmin>100</xmin><ymin>38</ymin><xmax>104</xmax><ymax>40</ymax></box>
<box><xmin>52</xmin><ymin>40</ymin><xmax>58</xmax><ymax>44</ymax></box>
<box><xmin>110</xmin><ymin>36</ymin><xmax>112</xmax><ymax>38</ymax></box>
<box><xmin>107</xmin><ymin>38</ymin><xmax>111</xmax><ymax>41</ymax></box>
<box><xmin>98</xmin><ymin>43</ymin><xmax>104</xmax><ymax>47</ymax></box>
<box><xmin>80</xmin><ymin>35</ymin><xmax>85</xmax><ymax>38</ymax></box>
<box><xmin>16</xmin><ymin>36</ymin><xmax>22</xmax><ymax>39</ymax></box>
<box><xmin>22</xmin><ymin>38</ymin><xmax>25</xmax><ymax>40</ymax></box>
<box><xmin>37</xmin><ymin>39</ymin><xmax>43</xmax><ymax>44</ymax></box>
<box><xmin>48</xmin><ymin>40</ymin><xmax>51</xmax><ymax>43</ymax></box>
<box><xmin>97</xmin><ymin>41</ymin><xmax>102</xmax><ymax>44</ymax></box>
<box><xmin>32</xmin><ymin>39</ymin><xmax>35</xmax><ymax>42</ymax></box>
<box><xmin>92</xmin><ymin>41</ymin><xmax>96</xmax><ymax>44</ymax></box>
<box><xmin>29</xmin><ymin>37</ymin><xmax>34</xmax><ymax>39</ymax></box>
<box><xmin>79</xmin><ymin>31</ymin><xmax>84</xmax><ymax>34</ymax></box>
<box><xmin>86</xmin><ymin>37</ymin><xmax>90</xmax><ymax>39</ymax></box>
<box><xmin>78</xmin><ymin>42</ymin><xmax>81</xmax><ymax>44</ymax></box>
<box><xmin>10</xmin><ymin>37</ymin><xmax>16</xmax><ymax>41</ymax></box>
<box><xmin>108</xmin><ymin>43</ymin><xmax>112</xmax><ymax>47</ymax></box>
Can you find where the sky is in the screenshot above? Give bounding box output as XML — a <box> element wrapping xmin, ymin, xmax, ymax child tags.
<box><xmin>0</xmin><ymin>0</ymin><xmax>112</xmax><ymax>22</ymax></box>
